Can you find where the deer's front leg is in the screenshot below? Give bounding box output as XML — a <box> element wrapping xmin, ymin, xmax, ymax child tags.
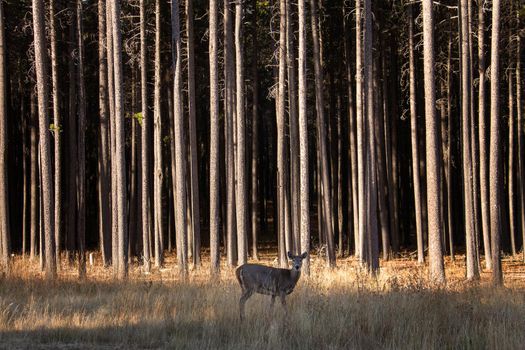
<box><xmin>270</xmin><ymin>295</ymin><xmax>276</xmax><ymax>309</ymax></box>
<box><xmin>279</xmin><ymin>293</ymin><xmax>287</xmax><ymax>313</ymax></box>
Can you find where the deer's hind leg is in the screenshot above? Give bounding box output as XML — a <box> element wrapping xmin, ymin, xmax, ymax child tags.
<box><xmin>239</xmin><ymin>289</ymin><xmax>253</xmax><ymax>321</ymax></box>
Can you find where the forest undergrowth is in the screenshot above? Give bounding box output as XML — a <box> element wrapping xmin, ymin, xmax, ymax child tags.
<box><xmin>0</xmin><ymin>252</ymin><xmax>524</xmax><ymax>349</ymax></box>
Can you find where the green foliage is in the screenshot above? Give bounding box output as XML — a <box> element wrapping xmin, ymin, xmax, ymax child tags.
<box><xmin>49</xmin><ymin>123</ymin><xmax>62</xmax><ymax>134</ymax></box>
<box><xmin>133</xmin><ymin>112</ymin><xmax>144</xmax><ymax>126</ymax></box>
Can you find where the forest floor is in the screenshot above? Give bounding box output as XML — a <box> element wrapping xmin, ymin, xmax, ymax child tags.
<box><xmin>0</xmin><ymin>251</ymin><xmax>525</xmax><ymax>349</ymax></box>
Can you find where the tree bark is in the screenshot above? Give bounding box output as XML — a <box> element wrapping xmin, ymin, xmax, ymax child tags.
<box><xmin>32</xmin><ymin>0</ymin><xmax>56</xmax><ymax>278</ymax></box>
<box><xmin>422</xmin><ymin>0</ymin><xmax>445</xmax><ymax>283</ymax></box>
<box><xmin>209</xmin><ymin>0</ymin><xmax>220</xmax><ymax>273</ymax></box>
<box><xmin>508</xmin><ymin>73</ymin><xmax>516</xmax><ymax>255</ymax></box>
<box><xmin>251</xmin><ymin>0</ymin><xmax>259</xmax><ymax>260</ymax></box>
<box><xmin>489</xmin><ymin>0</ymin><xmax>503</xmax><ymax>285</ymax></box>
<box><xmin>408</xmin><ymin>5</ymin><xmax>424</xmax><ymax>264</ymax></box>
<box><xmin>310</xmin><ymin>0</ymin><xmax>335</xmax><ymax>268</ymax></box>
<box><xmin>235</xmin><ymin>0</ymin><xmax>247</xmax><ymax>266</ymax></box>
<box><xmin>110</xmin><ymin>0</ymin><xmax>128</xmax><ymax>279</ymax></box>
<box><xmin>172</xmin><ymin>0</ymin><xmax>188</xmax><ymax>275</ymax></box>
<box><xmin>298</xmin><ymin>0</ymin><xmax>310</xmax><ymax>274</ymax></box>
<box><xmin>0</xmin><ymin>0</ymin><xmax>9</xmax><ymax>271</ymax></box>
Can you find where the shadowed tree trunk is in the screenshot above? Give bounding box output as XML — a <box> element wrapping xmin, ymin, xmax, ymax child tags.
<box><xmin>310</xmin><ymin>0</ymin><xmax>335</xmax><ymax>268</ymax></box>
<box><xmin>508</xmin><ymin>73</ymin><xmax>516</xmax><ymax>255</ymax></box>
<box><xmin>408</xmin><ymin>5</ymin><xmax>424</xmax><ymax>264</ymax></box>
<box><xmin>422</xmin><ymin>0</ymin><xmax>445</xmax><ymax>283</ymax></box>
<box><xmin>32</xmin><ymin>0</ymin><xmax>56</xmax><ymax>278</ymax></box>
<box><xmin>0</xmin><ymin>0</ymin><xmax>9</xmax><ymax>271</ymax></box>
<box><xmin>251</xmin><ymin>0</ymin><xmax>259</xmax><ymax>260</ymax></box>
<box><xmin>30</xmin><ymin>92</ymin><xmax>38</xmax><ymax>261</ymax></box>
<box><xmin>140</xmin><ymin>0</ymin><xmax>151</xmax><ymax>273</ymax></box>
<box><xmin>516</xmin><ymin>10</ymin><xmax>524</xmax><ymax>263</ymax></box>
<box><xmin>209</xmin><ymin>0</ymin><xmax>220</xmax><ymax>273</ymax></box>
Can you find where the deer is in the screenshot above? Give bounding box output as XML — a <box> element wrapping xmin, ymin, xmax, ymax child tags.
<box><xmin>235</xmin><ymin>251</ymin><xmax>308</xmax><ymax>321</ymax></box>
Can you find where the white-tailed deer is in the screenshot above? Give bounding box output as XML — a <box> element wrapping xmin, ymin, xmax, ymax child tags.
<box><xmin>235</xmin><ymin>251</ymin><xmax>308</xmax><ymax>320</ymax></box>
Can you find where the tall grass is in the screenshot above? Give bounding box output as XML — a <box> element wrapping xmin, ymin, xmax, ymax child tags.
<box><xmin>0</xmin><ymin>254</ymin><xmax>524</xmax><ymax>349</ymax></box>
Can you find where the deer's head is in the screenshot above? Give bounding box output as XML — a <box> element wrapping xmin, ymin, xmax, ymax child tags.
<box><xmin>287</xmin><ymin>251</ymin><xmax>308</xmax><ymax>271</ymax></box>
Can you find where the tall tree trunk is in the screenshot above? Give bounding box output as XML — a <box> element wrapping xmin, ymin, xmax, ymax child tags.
<box><xmin>298</xmin><ymin>0</ymin><xmax>310</xmax><ymax>274</ymax></box>
<box><xmin>343</xmin><ymin>5</ymin><xmax>358</xmax><ymax>255</ymax></box>
<box><xmin>30</xmin><ymin>91</ymin><xmax>38</xmax><ymax>261</ymax></box>
<box><xmin>446</xmin><ymin>27</ymin><xmax>455</xmax><ymax>260</ymax></box>
<box><xmin>32</xmin><ymin>0</ymin><xmax>56</xmax><ymax>278</ymax></box>
<box><xmin>489</xmin><ymin>0</ymin><xmax>503</xmax><ymax>286</ymax></box>
<box><xmin>508</xmin><ymin>73</ymin><xmax>516</xmax><ymax>255</ymax></box>
<box><xmin>287</xmin><ymin>0</ymin><xmax>300</xmax><ymax>254</ymax></box>
<box><xmin>460</xmin><ymin>0</ymin><xmax>479</xmax><ymax>280</ymax></box>
<box><xmin>224</xmin><ymin>0</ymin><xmax>237</xmax><ymax>268</ymax></box>
<box><xmin>277</xmin><ymin>0</ymin><xmax>288</xmax><ymax>267</ymax></box>
<box><xmin>310</xmin><ymin>0</ymin><xmax>335</xmax><ymax>268</ymax></box>
<box><xmin>478</xmin><ymin>1</ymin><xmax>491</xmax><ymax>269</ymax></box>
<box><xmin>355</xmin><ymin>0</ymin><xmax>366</xmax><ymax>261</ymax></box>
<box><xmin>235</xmin><ymin>0</ymin><xmax>247</xmax><ymax>266</ymax></box>
<box><xmin>98</xmin><ymin>0</ymin><xmax>111</xmax><ymax>267</ymax></box>
<box><xmin>422</xmin><ymin>0</ymin><xmax>445</xmax><ymax>283</ymax></box>
<box><xmin>140</xmin><ymin>0</ymin><xmax>151</xmax><ymax>273</ymax></box>
<box><xmin>172</xmin><ymin>0</ymin><xmax>188</xmax><ymax>275</ymax></box>
<box><xmin>153</xmin><ymin>0</ymin><xmax>164</xmax><ymax>268</ymax></box>
<box><xmin>67</xmin><ymin>4</ymin><xmax>78</xmax><ymax>261</ymax></box>
<box><xmin>251</xmin><ymin>0</ymin><xmax>259</xmax><ymax>260</ymax></box>
<box><xmin>49</xmin><ymin>0</ymin><xmax>60</xmax><ymax>269</ymax></box>
<box><xmin>76</xmin><ymin>0</ymin><xmax>86</xmax><ymax>277</ymax></box>
<box><xmin>209</xmin><ymin>0</ymin><xmax>220</xmax><ymax>273</ymax></box>
<box><xmin>110</xmin><ymin>0</ymin><xmax>128</xmax><ymax>279</ymax></box>
<box><xmin>408</xmin><ymin>5</ymin><xmax>424</xmax><ymax>264</ymax></box>
<box><xmin>186</xmin><ymin>0</ymin><xmax>201</xmax><ymax>268</ymax></box>
<box><xmin>364</xmin><ymin>0</ymin><xmax>378</xmax><ymax>272</ymax></box>
<box><xmin>516</xmin><ymin>9</ymin><xmax>524</xmax><ymax>263</ymax></box>
<box><xmin>0</xmin><ymin>0</ymin><xmax>9</xmax><ymax>272</ymax></box>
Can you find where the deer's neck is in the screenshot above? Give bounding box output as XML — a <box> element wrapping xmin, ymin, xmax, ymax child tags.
<box><xmin>289</xmin><ymin>268</ymin><xmax>301</xmax><ymax>285</ymax></box>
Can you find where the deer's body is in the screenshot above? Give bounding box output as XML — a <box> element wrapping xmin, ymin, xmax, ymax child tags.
<box><xmin>236</xmin><ymin>252</ymin><xmax>307</xmax><ymax>320</ymax></box>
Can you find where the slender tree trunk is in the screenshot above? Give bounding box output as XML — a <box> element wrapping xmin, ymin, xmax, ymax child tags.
<box><xmin>251</xmin><ymin>0</ymin><xmax>259</xmax><ymax>260</ymax></box>
<box><xmin>172</xmin><ymin>0</ymin><xmax>188</xmax><ymax>275</ymax></box>
<box><xmin>489</xmin><ymin>0</ymin><xmax>503</xmax><ymax>285</ymax></box>
<box><xmin>355</xmin><ymin>0</ymin><xmax>366</xmax><ymax>261</ymax></box>
<box><xmin>98</xmin><ymin>0</ymin><xmax>111</xmax><ymax>267</ymax></box>
<box><xmin>343</xmin><ymin>5</ymin><xmax>358</xmax><ymax>255</ymax></box>
<box><xmin>298</xmin><ymin>0</ymin><xmax>310</xmax><ymax>274</ymax></box>
<box><xmin>446</xmin><ymin>28</ymin><xmax>455</xmax><ymax>260</ymax></box>
<box><xmin>185</xmin><ymin>0</ymin><xmax>201</xmax><ymax>268</ymax></box>
<box><xmin>508</xmin><ymin>73</ymin><xmax>516</xmax><ymax>255</ymax></box>
<box><xmin>209</xmin><ymin>0</ymin><xmax>220</xmax><ymax>273</ymax></box>
<box><xmin>310</xmin><ymin>0</ymin><xmax>335</xmax><ymax>268</ymax></box>
<box><xmin>153</xmin><ymin>0</ymin><xmax>164</xmax><ymax>269</ymax></box>
<box><xmin>49</xmin><ymin>0</ymin><xmax>60</xmax><ymax>269</ymax></box>
<box><xmin>0</xmin><ymin>0</ymin><xmax>9</xmax><ymax>271</ymax></box>
<box><xmin>33</xmin><ymin>0</ymin><xmax>56</xmax><ymax>278</ymax></box>
<box><xmin>460</xmin><ymin>0</ymin><xmax>479</xmax><ymax>280</ymax></box>
<box><xmin>422</xmin><ymin>0</ymin><xmax>445</xmax><ymax>283</ymax></box>
<box><xmin>140</xmin><ymin>0</ymin><xmax>151</xmax><ymax>273</ymax></box>
<box><xmin>408</xmin><ymin>5</ymin><xmax>424</xmax><ymax>264</ymax></box>
<box><xmin>478</xmin><ymin>1</ymin><xmax>491</xmax><ymax>269</ymax></box>
<box><xmin>76</xmin><ymin>0</ymin><xmax>86</xmax><ymax>277</ymax></box>
<box><xmin>30</xmin><ymin>92</ymin><xmax>38</xmax><ymax>261</ymax></box>
<box><xmin>110</xmin><ymin>0</ymin><xmax>128</xmax><ymax>279</ymax></box>
<box><xmin>516</xmin><ymin>10</ymin><xmax>524</xmax><ymax>263</ymax></box>
<box><xmin>235</xmin><ymin>0</ymin><xmax>247</xmax><ymax>266</ymax></box>
<box><xmin>286</xmin><ymin>0</ymin><xmax>300</xmax><ymax>254</ymax></box>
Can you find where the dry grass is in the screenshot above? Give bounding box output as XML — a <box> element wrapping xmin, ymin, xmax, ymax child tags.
<box><xmin>1</xmin><ymin>252</ymin><xmax>525</xmax><ymax>349</ymax></box>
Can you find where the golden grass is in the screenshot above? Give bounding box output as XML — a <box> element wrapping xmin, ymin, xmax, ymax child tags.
<box><xmin>1</xmin><ymin>252</ymin><xmax>524</xmax><ymax>349</ymax></box>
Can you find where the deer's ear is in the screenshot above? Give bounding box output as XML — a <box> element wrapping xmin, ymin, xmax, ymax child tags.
<box><xmin>300</xmin><ymin>252</ymin><xmax>308</xmax><ymax>259</ymax></box>
<box><xmin>287</xmin><ymin>251</ymin><xmax>293</xmax><ymax>259</ymax></box>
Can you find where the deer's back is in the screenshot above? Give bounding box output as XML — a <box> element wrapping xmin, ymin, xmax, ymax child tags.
<box><xmin>236</xmin><ymin>264</ymin><xmax>297</xmax><ymax>296</ymax></box>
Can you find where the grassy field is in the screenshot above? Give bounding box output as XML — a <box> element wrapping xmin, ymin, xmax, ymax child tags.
<box><xmin>1</xmin><ymin>253</ymin><xmax>525</xmax><ymax>349</ymax></box>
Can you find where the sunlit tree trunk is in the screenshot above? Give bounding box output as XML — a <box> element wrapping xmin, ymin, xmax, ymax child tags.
<box><xmin>0</xmin><ymin>0</ymin><xmax>9</xmax><ymax>271</ymax></box>
<box><xmin>298</xmin><ymin>0</ymin><xmax>310</xmax><ymax>274</ymax></box>
<box><xmin>209</xmin><ymin>0</ymin><xmax>220</xmax><ymax>273</ymax></box>
<box><xmin>422</xmin><ymin>0</ymin><xmax>445</xmax><ymax>283</ymax></box>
